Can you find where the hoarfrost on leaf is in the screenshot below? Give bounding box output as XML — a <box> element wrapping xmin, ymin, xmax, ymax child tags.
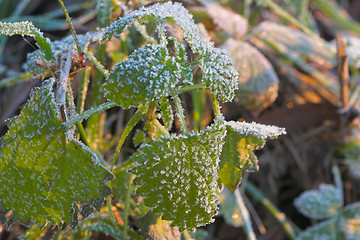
<box><xmin>129</xmin><ymin>116</ymin><xmax>227</xmax><ymax>231</ymax></box>
<box><xmin>104</xmin><ymin>43</ymin><xmax>191</xmax><ymax>108</ymax></box>
<box><xmin>294</xmin><ymin>184</ymin><xmax>343</xmax><ymax>220</ymax></box>
<box><xmin>103</xmin><ymin>1</ymin><xmax>239</xmax><ymax>102</ymax></box>
<box><xmin>0</xmin><ymin>21</ymin><xmax>53</xmax><ymax>60</ymax></box>
<box><xmin>0</xmin><ymin>79</ymin><xmax>113</xmax><ymax>228</ymax></box>
<box><xmin>219</xmin><ymin>121</ymin><xmax>285</xmax><ymax>192</ymax></box>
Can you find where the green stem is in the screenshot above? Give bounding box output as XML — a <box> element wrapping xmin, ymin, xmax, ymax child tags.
<box><xmin>152</xmin><ymin>119</ymin><xmax>170</xmax><ymax>136</ymax></box>
<box><xmin>241</xmin><ymin>0</ymin><xmax>253</xmax><ymax>18</ymax></box>
<box><xmin>107</xmin><ymin>195</ymin><xmax>116</xmax><ymax>223</ymax></box>
<box><xmin>175</xmin><ymin>84</ymin><xmax>207</xmax><ymax>94</ymax></box>
<box><xmin>57</xmin><ymin>0</ymin><xmax>82</xmax><ymax>53</ymax></box>
<box><xmin>76</xmin><ymin>122</ymin><xmax>90</xmax><ymax>146</ymax></box>
<box><xmin>84</xmin><ymin>50</ymin><xmax>109</xmax><ymax>77</ymax></box>
<box><xmin>123</xmin><ymin>176</ymin><xmax>133</xmax><ymax>240</ymax></box>
<box><xmin>211</xmin><ymin>94</ymin><xmax>220</xmax><ymax>117</ymax></box>
<box><xmin>332</xmin><ymin>163</ymin><xmax>343</xmax><ymax>205</ymax></box>
<box><xmin>147</xmin><ymin>101</ymin><xmax>157</xmax><ymax>140</ymax></box>
<box><xmin>110</xmin><ymin>106</ymin><xmax>145</xmax><ymax>171</ymax></box>
<box><xmin>64</xmin><ymin>102</ymin><xmax>117</xmax><ymax>127</ymax></box>
<box><xmin>77</xmin><ymin>67</ymin><xmax>91</xmax><ymax>114</ymax></box>
<box><xmin>0</xmin><ymin>72</ymin><xmax>32</xmax><ymax>89</ymax></box>
<box><xmin>255</xmin><ymin>0</ymin><xmax>316</xmax><ymax>38</ymax></box>
<box><xmin>173</xmin><ymin>95</ymin><xmax>188</xmax><ymax>134</ymax></box>
<box><xmin>245</xmin><ymin>182</ymin><xmax>299</xmax><ymax>239</ymax></box>
<box><xmin>234</xmin><ymin>189</ymin><xmax>256</xmax><ymax>240</ymax></box>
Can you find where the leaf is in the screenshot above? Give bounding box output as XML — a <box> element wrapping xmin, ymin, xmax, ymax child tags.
<box><xmin>340</xmin><ymin>203</ymin><xmax>360</xmax><ymax>240</ymax></box>
<box><xmin>130</xmin><ymin>116</ymin><xmax>226</xmax><ymax>231</ymax></box>
<box><xmin>0</xmin><ymin>21</ymin><xmax>53</xmax><ymax>60</ymax></box>
<box><xmin>133</xmin><ymin>129</ymin><xmax>149</xmax><ymax>147</ymax></box>
<box><xmin>104</xmin><ymin>43</ymin><xmax>191</xmax><ymax>109</ymax></box>
<box><xmin>219</xmin><ymin>121</ymin><xmax>286</xmax><ymax>192</ymax></box>
<box><xmin>219</xmin><ymin>188</ymin><xmax>243</xmax><ymax>227</ymax></box>
<box><xmin>82</xmin><ymin>224</ymin><xmax>123</xmax><ymax>239</ymax></box>
<box><xmin>159</xmin><ymin>97</ymin><xmax>174</xmax><ymax>131</ymax></box>
<box><xmin>222</xmin><ymin>39</ymin><xmax>279</xmax><ymax>114</ymax></box>
<box><xmin>0</xmin><ymin>79</ymin><xmax>113</xmax><ymax>228</ymax></box>
<box><xmin>294</xmin><ymin>184</ymin><xmax>343</xmax><ymax>220</ymax></box>
<box><xmin>338</xmin><ymin>140</ymin><xmax>360</xmax><ymax>179</ymax></box>
<box><xmin>251</xmin><ymin>21</ymin><xmax>334</xmax><ymax>69</ymax></box>
<box><xmin>297</xmin><ymin>217</ymin><xmax>337</xmax><ymax>240</ymax></box>
<box><xmin>24</xmin><ymin>30</ymin><xmax>103</xmax><ymax>76</ymax></box>
<box><xmin>103</xmin><ymin>1</ymin><xmax>239</xmax><ymax>102</ymax></box>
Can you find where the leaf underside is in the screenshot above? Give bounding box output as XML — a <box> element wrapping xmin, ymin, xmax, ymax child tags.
<box><xmin>0</xmin><ymin>79</ymin><xmax>113</xmax><ymax>228</ymax></box>
<box><xmin>219</xmin><ymin>121</ymin><xmax>286</xmax><ymax>192</ymax></box>
<box><xmin>130</xmin><ymin>116</ymin><xmax>226</xmax><ymax>231</ymax></box>
<box><xmin>103</xmin><ymin>1</ymin><xmax>239</xmax><ymax>102</ymax></box>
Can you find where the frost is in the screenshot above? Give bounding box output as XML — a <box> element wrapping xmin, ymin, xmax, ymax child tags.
<box><xmin>103</xmin><ymin>1</ymin><xmax>239</xmax><ymax>102</ymax></box>
<box><xmin>219</xmin><ymin>121</ymin><xmax>285</xmax><ymax>192</ymax></box>
<box><xmin>0</xmin><ymin>79</ymin><xmax>113</xmax><ymax>228</ymax></box>
<box><xmin>0</xmin><ymin>21</ymin><xmax>53</xmax><ymax>60</ymax></box>
<box><xmin>104</xmin><ymin>42</ymin><xmax>191</xmax><ymax>108</ymax></box>
<box><xmin>129</xmin><ymin>115</ymin><xmax>226</xmax><ymax>231</ymax></box>
<box><xmin>294</xmin><ymin>184</ymin><xmax>343</xmax><ymax>220</ymax></box>
<box><xmin>24</xmin><ymin>30</ymin><xmax>103</xmax><ymax>76</ymax></box>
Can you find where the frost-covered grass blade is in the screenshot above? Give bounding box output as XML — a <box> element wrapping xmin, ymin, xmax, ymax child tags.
<box><xmin>0</xmin><ymin>79</ymin><xmax>113</xmax><ymax>228</ymax></box>
<box><xmin>129</xmin><ymin>116</ymin><xmax>226</xmax><ymax>231</ymax></box>
<box><xmin>219</xmin><ymin>121</ymin><xmax>286</xmax><ymax>192</ymax></box>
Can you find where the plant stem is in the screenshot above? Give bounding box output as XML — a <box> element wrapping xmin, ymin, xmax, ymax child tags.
<box><xmin>152</xmin><ymin>119</ymin><xmax>170</xmax><ymax>136</ymax></box>
<box><xmin>332</xmin><ymin>163</ymin><xmax>343</xmax><ymax>205</ymax></box>
<box><xmin>111</xmin><ymin>106</ymin><xmax>145</xmax><ymax>171</ymax></box>
<box><xmin>77</xmin><ymin>67</ymin><xmax>91</xmax><ymax>114</ymax></box>
<box><xmin>175</xmin><ymin>84</ymin><xmax>207</xmax><ymax>94</ymax></box>
<box><xmin>234</xmin><ymin>188</ymin><xmax>256</xmax><ymax>240</ymax></box>
<box><xmin>147</xmin><ymin>101</ymin><xmax>157</xmax><ymax>140</ymax></box>
<box><xmin>107</xmin><ymin>195</ymin><xmax>116</xmax><ymax>223</ymax></box>
<box><xmin>255</xmin><ymin>0</ymin><xmax>316</xmax><ymax>38</ymax></box>
<box><xmin>76</xmin><ymin>122</ymin><xmax>90</xmax><ymax>146</ymax></box>
<box><xmin>83</xmin><ymin>50</ymin><xmax>109</xmax><ymax>77</ymax></box>
<box><xmin>123</xmin><ymin>175</ymin><xmax>133</xmax><ymax>240</ymax></box>
<box><xmin>57</xmin><ymin>0</ymin><xmax>82</xmax><ymax>54</ymax></box>
<box><xmin>0</xmin><ymin>72</ymin><xmax>32</xmax><ymax>89</ymax></box>
<box><xmin>64</xmin><ymin>102</ymin><xmax>117</xmax><ymax>127</ymax></box>
<box><xmin>173</xmin><ymin>95</ymin><xmax>188</xmax><ymax>134</ymax></box>
<box><xmin>211</xmin><ymin>94</ymin><xmax>220</xmax><ymax>117</ymax></box>
<box><xmin>245</xmin><ymin>182</ymin><xmax>298</xmax><ymax>239</ymax></box>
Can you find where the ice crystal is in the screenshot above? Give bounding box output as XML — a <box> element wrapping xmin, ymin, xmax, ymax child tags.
<box><xmin>0</xmin><ymin>21</ymin><xmax>53</xmax><ymax>60</ymax></box>
<box><xmin>103</xmin><ymin>1</ymin><xmax>238</xmax><ymax>101</ymax></box>
<box><xmin>104</xmin><ymin>43</ymin><xmax>191</xmax><ymax>108</ymax></box>
<box><xmin>294</xmin><ymin>184</ymin><xmax>343</xmax><ymax>220</ymax></box>
<box><xmin>129</xmin><ymin>116</ymin><xmax>227</xmax><ymax>231</ymax></box>
<box><xmin>24</xmin><ymin>30</ymin><xmax>103</xmax><ymax>76</ymax></box>
<box><xmin>219</xmin><ymin>121</ymin><xmax>285</xmax><ymax>192</ymax></box>
<box><xmin>0</xmin><ymin>79</ymin><xmax>113</xmax><ymax>228</ymax></box>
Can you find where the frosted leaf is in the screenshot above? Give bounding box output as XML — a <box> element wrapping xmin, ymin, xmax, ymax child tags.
<box><xmin>0</xmin><ymin>79</ymin><xmax>113</xmax><ymax>228</ymax></box>
<box><xmin>251</xmin><ymin>21</ymin><xmax>334</xmax><ymax>68</ymax></box>
<box><xmin>103</xmin><ymin>1</ymin><xmax>239</xmax><ymax>101</ymax></box>
<box><xmin>297</xmin><ymin>203</ymin><xmax>360</xmax><ymax>240</ymax></box>
<box><xmin>159</xmin><ymin>97</ymin><xmax>174</xmax><ymax>131</ymax></box>
<box><xmin>222</xmin><ymin>39</ymin><xmax>279</xmax><ymax>114</ymax></box>
<box><xmin>219</xmin><ymin>121</ymin><xmax>285</xmax><ymax>192</ymax></box>
<box><xmin>219</xmin><ymin>188</ymin><xmax>243</xmax><ymax>227</ymax></box>
<box><xmin>294</xmin><ymin>184</ymin><xmax>343</xmax><ymax>220</ymax></box>
<box><xmin>104</xmin><ymin>43</ymin><xmax>191</xmax><ymax>108</ymax></box>
<box><xmin>24</xmin><ymin>30</ymin><xmax>103</xmax><ymax>76</ymax></box>
<box><xmin>0</xmin><ymin>21</ymin><xmax>52</xmax><ymax>60</ymax></box>
<box><xmin>129</xmin><ymin>116</ymin><xmax>227</xmax><ymax>231</ymax></box>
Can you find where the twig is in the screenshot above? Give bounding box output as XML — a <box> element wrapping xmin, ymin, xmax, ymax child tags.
<box><xmin>234</xmin><ymin>188</ymin><xmax>256</xmax><ymax>240</ymax></box>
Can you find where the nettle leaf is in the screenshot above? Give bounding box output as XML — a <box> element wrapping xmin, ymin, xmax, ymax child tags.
<box><xmin>222</xmin><ymin>39</ymin><xmax>279</xmax><ymax>114</ymax></box>
<box><xmin>103</xmin><ymin>1</ymin><xmax>239</xmax><ymax>102</ymax></box>
<box><xmin>159</xmin><ymin>97</ymin><xmax>174</xmax><ymax>131</ymax></box>
<box><xmin>340</xmin><ymin>203</ymin><xmax>360</xmax><ymax>240</ymax></box>
<box><xmin>297</xmin><ymin>217</ymin><xmax>337</xmax><ymax>240</ymax></box>
<box><xmin>294</xmin><ymin>184</ymin><xmax>343</xmax><ymax>220</ymax></box>
<box><xmin>24</xmin><ymin>30</ymin><xmax>103</xmax><ymax>76</ymax></box>
<box><xmin>219</xmin><ymin>121</ymin><xmax>286</xmax><ymax>192</ymax></box>
<box><xmin>130</xmin><ymin>116</ymin><xmax>226</xmax><ymax>231</ymax></box>
<box><xmin>0</xmin><ymin>79</ymin><xmax>113</xmax><ymax>228</ymax></box>
<box><xmin>0</xmin><ymin>21</ymin><xmax>53</xmax><ymax>60</ymax></box>
<box><xmin>104</xmin><ymin>43</ymin><xmax>191</xmax><ymax>109</ymax></box>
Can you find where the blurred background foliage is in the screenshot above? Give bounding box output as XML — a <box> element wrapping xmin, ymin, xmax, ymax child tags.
<box><xmin>1</xmin><ymin>0</ymin><xmax>360</xmax><ymax>239</ymax></box>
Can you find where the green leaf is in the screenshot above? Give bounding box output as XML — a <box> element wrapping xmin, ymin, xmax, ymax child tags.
<box><xmin>159</xmin><ymin>97</ymin><xmax>173</xmax><ymax>131</ymax></box>
<box><xmin>294</xmin><ymin>184</ymin><xmax>343</xmax><ymax>220</ymax></box>
<box><xmin>0</xmin><ymin>21</ymin><xmax>53</xmax><ymax>60</ymax></box>
<box><xmin>82</xmin><ymin>224</ymin><xmax>123</xmax><ymax>239</ymax></box>
<box><xmin>297</xmin><ymin>217</ymin><xmax>337</xmax><ymax>240</ymax></box>
<box><xmin>104</xmin><ymin>43</ymin><xmax>191</xmax><ymax>109</ymax></box>
<box><xmin>0</xmin><ymin>79</ymin><xmax>113</xmax><ymax>228</ymax></box>
<box><xmin>103</xmin><ymin>1</ymin><xmax>239</xmax><ymax>102</ymax></box>
<box><xmin>219</xmin><ymin>121</ymin><xmax>286</xmax><ymax>192</ymax></box>
<box><xmin>340</xmin><ymin>203</ymin><xmax>360</xmax><ymax>240</ymax></box>
<box><xmin>130</xmin><ymin>116</ymin><xmax>226</xmax><ymax>231</ymax></box>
